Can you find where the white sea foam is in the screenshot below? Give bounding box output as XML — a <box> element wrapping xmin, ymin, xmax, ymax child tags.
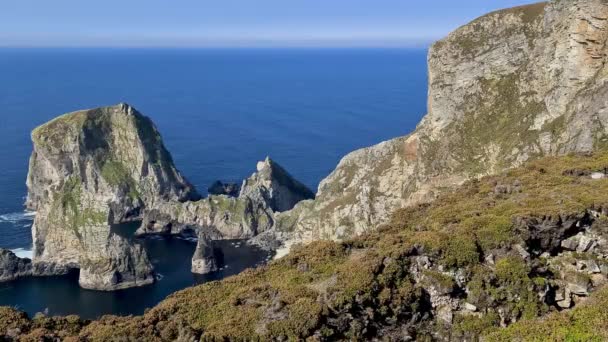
<box><xmin>11</xmin><ymin>248</ymin><xmax>33</xmax><ymax>259</ymax></box>
<box><xmin>176</xmin><ymin>236</ymin><xmax>197</xmax><ymax>243</ymax></box>
<box><xmin>0</xmin><ymin>211</ymin><xmax>36</xmax><ymax>223</ymax></box>
<box><xmin>155</xmin><ymin>273</ymin><xmax>164</xmax><ymax>281</ymax></box>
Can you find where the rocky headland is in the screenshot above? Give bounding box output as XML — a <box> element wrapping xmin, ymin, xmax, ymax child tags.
<box><xmin>272</xmin><ymin>0</ymin><xmax>608</xmax><ymax>250</ymax></box>
<box><xmin>22</xmin><ymin>103</ymin><xmax>197</xmax><ymax>290</ymax></box>
<box><xmin>12</xmin><ymin>103</ymin><xmax>314</xmax><ymax>286</ymax></box>
<box><xmin>4</xmin><ymin>0</ymin><xmax>608</xmax><ymax>340</ymax></box>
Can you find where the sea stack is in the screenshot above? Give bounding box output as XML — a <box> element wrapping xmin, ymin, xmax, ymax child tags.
<box><xmin>26</xmin><ymin>103</ymin><xmax>197</xmax><ymax>290</ymax></box>
<box><xmin>191</xmin><ymin>232</ymin><xmax>221</xmax><ymax>274</ymax></box>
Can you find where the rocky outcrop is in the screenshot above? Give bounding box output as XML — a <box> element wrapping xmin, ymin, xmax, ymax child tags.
<box><xmin>137</xmin><ymin>158</ymin><xmax>311</xmax><ymax>240</ymax></box>
<box><xmin>78</xmin><ymin>234</ymin><xmax>155</xmax><ymax>291</ymax></box>
<box><xmin>0</xmin><ymin>249</ymin><xmax>32</xmax><ymax>282</ymax></box>
<box><xmin>240</xmin><ymin>157</ymin><xmax>314</xmax><ymax>213</ymax></box>
<box><xmin>276</xmin><ymin>0</ymin><xmax>608</xmax><ymax>246</ymax></box>
<box><xmin>26</xmin><ymin>103</ymin><xmax>197</xmax><ymax>290</ymax></box>
<box><xmin>191</xmin><ymin>233</ymin><xmax>221</xmax><ymax>274</ymax></box>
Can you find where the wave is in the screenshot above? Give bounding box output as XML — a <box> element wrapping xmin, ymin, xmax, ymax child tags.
<box><xmin>11</xmin><ymin>248</ymin><xmax>33</xmax><ymax>259</ymax></box>
<box><xmin>0</xmin><ymin>211</ymin><xmax>36</xmax><ymax>223</ymax></box>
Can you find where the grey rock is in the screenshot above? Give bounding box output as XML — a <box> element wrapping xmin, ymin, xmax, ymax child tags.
<box><xmin>0</xmin><ymin>249</ymin><xmax>33</xmax><ymax>282</ymax></box>
<box><xmin>191</xmin><ymin>233</ymin><xmax>221</xmax><ymax>274</ymax></box>
<box><xmin>240</xmin><ymin>157</ymin><xmax>315</xmax><ymax>213</ymax></box>
<box><xmin>25</xmin><ymin>103</ymin><xmax>196</xmax><ymax>290</ymax></box>
<box><xmin>274</xmin><ymin>0</ymin><xmax>608</xmax><ymax>250</ymax></box>
<box><xmin>138</xmin><ymin>157</ymin><xmax>312</xmax><ymax>271</ymax></box>
<box><xmin>79</xmin><ymin>234</ymin><xmax>155</xmax><ymax>291</ymax></box>
<box><xmin>463</xmin><ymin>302</ymin><xmax>478</xmax><ymax>312</ymax></box>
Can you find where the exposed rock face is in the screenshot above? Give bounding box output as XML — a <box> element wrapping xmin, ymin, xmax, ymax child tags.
<box><xmin>240</xmin><ymin>157</ymin><xmax>314</xmax><ymax>213</ymax></box>
<box><xmin>137</xmin><ymin>158</ymin><xmax>311</xmax><ymax>240</ymax></box>
<box><xmin>78</xmin><ymin>234</ymin><xmax>155</xmax><ymax>290</ymax></box>
<box><xmin>26</xmin><ymin>103</ymin><xmax>196</xmax><ymax>290</ymax></box>
<box><xmin>0</xmin><ymin>249</ymin><xmax>32</xmax><ymax>282</ymax></box>
<box><xmin>277</xmin><ymin>0</ymin><xmax>608</xmax><ymax>245</ymax></box>
<box><xmin>137</xmin><ymin>195</ymin><xmax>274</xmax><ymax>239</ymax></box>
<box><xmin>191</xmin><ymin>233</ymin><xmax>221</xmax><ymax>274</ymax></box>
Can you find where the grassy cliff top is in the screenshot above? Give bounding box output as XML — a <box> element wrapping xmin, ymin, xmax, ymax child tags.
<box><xmin>6</xmin><ymin>149</ymin><xmax>608</xmax><ymax>340</ymax></box>
<box><xmin>31</xmin><ymin>103</ymin><xmax>148</xmax><ymax>149</ymax></box>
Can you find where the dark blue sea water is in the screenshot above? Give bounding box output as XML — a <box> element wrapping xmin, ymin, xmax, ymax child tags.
<box><xmin>0</xmin><ymin>48</ymin><xmax>428</xmax><ymax>318</ymax></box>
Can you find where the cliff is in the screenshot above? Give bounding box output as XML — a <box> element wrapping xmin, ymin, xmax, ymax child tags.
<box><xmin>276</xmin><ymin>0</ymin><xmax>608</xmax><ymax>247</ymax></box>
<box><xmin>6</xmin><ymin>147</ymin><xmax>608</xmax><ymax>340</ymax></box>
<box><xmin>6</xmin><ymin>0</ymin><xmax>608</xmax><ymax>339</ymax></box>
<box><xmin>136</xmin><ymin>157</ymin><xmax>313</xmax><ymax>241</ymax></box>
<box><xmin>25</xmin><ymin>103</ymin><xmax>195</xmax><ymax>290</ymax></box>
<box><xmin>24</xmin><ymin>103</ymin><xmax>312</xmax><ymax>287</ymax></box>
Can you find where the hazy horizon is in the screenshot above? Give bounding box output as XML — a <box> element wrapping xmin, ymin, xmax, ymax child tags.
<box><xmin>1</xmin><ymin>0</ymin><xmax>540</xmax><ymax>48</ymax></box>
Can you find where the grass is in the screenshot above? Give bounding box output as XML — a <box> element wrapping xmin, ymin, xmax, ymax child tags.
<box><xmin>6</xmin><ymin>150</ymin><xmax>608</xmax><ymax>340</ymax></box>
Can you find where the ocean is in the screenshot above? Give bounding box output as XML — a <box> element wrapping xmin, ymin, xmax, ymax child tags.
<box><xmin>0</xmin><ymin>48</ymin><xmax>428</xmax><ymax>317</ymax></box>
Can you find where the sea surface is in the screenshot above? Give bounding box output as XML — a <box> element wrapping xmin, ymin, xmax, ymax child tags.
<box><xmin>0</xmin><ymin>48</ymin><xmax>428</xmax><ymax>318</ymax></box>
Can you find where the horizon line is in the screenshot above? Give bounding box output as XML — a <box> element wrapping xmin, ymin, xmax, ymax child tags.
<box><xmin>0</xmin><ymin>37</ymin><xmax>437</xmax><ymax>50</ymax></box>
<box><xmin>0</xmin><ymin>45</ymin><xmax>432</xmax><ymax>50</ymax></box>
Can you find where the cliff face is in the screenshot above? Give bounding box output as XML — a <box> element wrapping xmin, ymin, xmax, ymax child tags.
<box><xmin>8</xmin><ymin>149</ymin><xmax>608</xmax><ymax>341</ymax></box>
<box><xmin>137</xmin><ymin>157</ymin><xmax>313</xmax><ymax>241</ymax></box>
<box><xmin>277</xmin><ymin>0</ymin><xmax>608</xmax><ymax>245</ymax></box>
<box><xmin>26</xmin><ymin>103</ymin><xmax>195</xmax><ymax>290</ymax></box>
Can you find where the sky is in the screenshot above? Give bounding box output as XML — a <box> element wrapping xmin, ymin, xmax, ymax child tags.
<box><xmin>0</xmin><ymin>0</ymin><xmax>540</xmax><ymax>48</ymax></box>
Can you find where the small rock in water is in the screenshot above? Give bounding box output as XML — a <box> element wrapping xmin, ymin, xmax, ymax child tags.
<box><xmin>208</xmin><ymin>181</ymin><xmax>240</xmax><ymax>197</ymax></box>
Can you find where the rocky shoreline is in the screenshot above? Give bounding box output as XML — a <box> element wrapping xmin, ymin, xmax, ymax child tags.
<box><xmin>0</xmin><ymin>104</ymin><xmax>315</xmax><ymax>289</ymax></box>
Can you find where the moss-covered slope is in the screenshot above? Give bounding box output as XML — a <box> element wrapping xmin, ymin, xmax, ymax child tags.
<box><xmin>5</xmin><ymin>150</ymin><xmax>608</xmax><ymax>340</ymax></box>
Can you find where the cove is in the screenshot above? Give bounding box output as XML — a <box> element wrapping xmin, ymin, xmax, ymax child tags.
<box><xmin>0</xmin><ymin>222</ymin><xmax>272</xmax><ymax>319</ymax></box>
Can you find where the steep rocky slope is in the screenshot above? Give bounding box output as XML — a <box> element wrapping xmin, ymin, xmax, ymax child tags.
<box><xmin>25</xmin><ymin>103</ymin><xmax>196</xmax><ymax>290</ymax></box>
<box><xmin>5</xmin><ymin>150</ymin><xmax>608</xmax><ymax>340</ymax></box>
<box><xmin>0</xmin><ymin>249</ymin><xmax>33</xmax><ymax>282</ymax></box>
<box><xmin>136</xmin><ymin>157</ymin><xmax>313</xmax><ymax>241</ymax></box>
<box><xmin>21</xmin><ymin>103</ymin><xmax>313</xmax><ymax>287</ymax></box>
<box><xmin>275</xmin><ymin>0</ymin><xmax>608</xmax><ymax>247</ymax></box>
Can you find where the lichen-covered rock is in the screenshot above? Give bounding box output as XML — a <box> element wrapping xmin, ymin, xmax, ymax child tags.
<box><xmin>138</xmin><ymin>158</ymin><xmax>310</xmax><ymax>240</ymax></box>
<box><xmin>78</xmin><ymin>234</ymin><xmax>155</xmax><ymax>291</ymax></box>
<box><xmin>137</xmin><ymin>157</ymin><xmax>311</xmax><ymax>272</ymax></box>
<box><xmin>0</xmin><ymin>249</ymin><xmax>32</xmax><ymax>282</ymax></box>
<box><xmin>137</xmin><ymin>194</ymin><xmax>274</xmax><ymax>240</ymax></box>
<box><xmin>277</xmin><ymin>0</ymin><xmax>608</xmax><ymax>246</ymax></box>
<box><xmin>26</xmin><ymin>103</ymin><xmax>197</xmax><ymax>290</ymax></box>
<box><xmin>191</xmin><ymin>233</ymin><xmax>221</xmax><ymax>274</ymax></box>
<box><xmin>240</xmin><ymin>157</ymin><xmax>314</xmax><ymax>213</ymax></box>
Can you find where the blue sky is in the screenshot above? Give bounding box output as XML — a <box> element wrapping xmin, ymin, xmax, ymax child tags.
<box><xmin>0</xmin><ymin>0</ymin><xmax>540</xmax><ymax>47</ymax></box>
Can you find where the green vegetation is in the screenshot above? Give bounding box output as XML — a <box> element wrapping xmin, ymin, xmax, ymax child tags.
<box><xmin>51</xmin><ymin>176</ymin><xmax>108</xmax><ymax>237</ymax></box>
<box><xmin>486</xmin><ymin>286</ymin><xmax>608</xmax><ymax>341</ymax></box>
<box><xmin>101</xmin><ymin>160</ymin><xmax>140</xmax><ymax>200</ymax></box>
<box><xmin>6</xmin><ymin>150</ymin><xmax>608</xmax><ymax>340</ymax></box>
<box><xmin>442</xmin><ymin>2</ymin><xmax>545</xmax><ymax>57</ymax></box>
